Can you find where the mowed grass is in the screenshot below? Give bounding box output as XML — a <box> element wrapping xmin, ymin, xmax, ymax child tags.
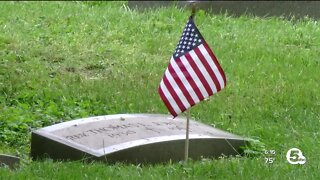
<box><xmin>0</xmin><ymin>1</ymin><xmax>319</xmax><ymax>179</ymax></box>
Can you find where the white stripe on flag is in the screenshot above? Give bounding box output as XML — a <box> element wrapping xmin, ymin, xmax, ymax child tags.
<box><xmin>189</xmin><ymin>50</ymin><xmax>218</xmax><ymax>94</ymax></box>
<box><xmin>198</xmin><ymin>44</ymin><xmax>225</xmax><ymax>89</ymax></box>
<box><xmin>164</xmin><ymin>69</ymin><xmax>191</xmax><ymax>109</ymax></box>
<box><xmin>170</xmin><ymin>58</ymin><xmax>200</xmax><ymax>104</ymax></box>
<box><xmin>180</xmin><ymin>55</ymin><xmax>209</xmax><ymax>98</ymax></box>
<box><xmin>159</xmin><ymin>79</ymin><xmax>181</xmax><ymax>114</ymax></box>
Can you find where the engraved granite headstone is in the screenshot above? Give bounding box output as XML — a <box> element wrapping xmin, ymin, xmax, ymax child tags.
<box><xmin>31</xmin><ymin>114</ymin><xmax>248</xmax><ymax>164</ymax></box>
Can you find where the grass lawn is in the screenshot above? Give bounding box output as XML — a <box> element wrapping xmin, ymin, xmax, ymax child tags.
<box><xmin>0</xmin><ymin>1</ymin><xmax>319</xmax><ymax>179</ymax></box>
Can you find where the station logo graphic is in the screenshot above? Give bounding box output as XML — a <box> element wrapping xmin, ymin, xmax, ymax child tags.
<box><xmin>286</xmin><ymin>148</ymin><xmax>306</xmax><ymax>165</ymax></box>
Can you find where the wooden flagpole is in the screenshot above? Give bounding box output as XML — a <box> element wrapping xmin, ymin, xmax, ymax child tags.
<box><xmin>190</xmin><ymin>1</ymin><xmax>197</xmax><ymax>18</ymax></box>
<box><xmin>184</xmin><ymin>109</ymin><xmax>190</xmax><ymax>162</ymax></box>
<box><xmin>184</xmin><ymin>1</ymin><xmax>197</xmax><ymax>163</ymax></box>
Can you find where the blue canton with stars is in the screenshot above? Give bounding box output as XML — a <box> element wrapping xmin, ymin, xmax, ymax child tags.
<box><xmin>173</xmin><ymin>17</ymin><xmax>204</xmax><ymax>58</ymax></box>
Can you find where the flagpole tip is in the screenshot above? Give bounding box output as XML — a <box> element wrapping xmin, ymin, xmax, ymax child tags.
<box><xmin>188</xmin><ymin>1</ymin><xmax>198</xmax><ymax>18</ymax></box>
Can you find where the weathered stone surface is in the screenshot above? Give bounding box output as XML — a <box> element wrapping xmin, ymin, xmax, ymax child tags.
<box><xmin>0</xmin><ymin>154</ymin><xmax>20</xmax><ymax>169</ymax></box>
<box><xmin>31</xmin><ymin>114</ymin><xmax>248</xmax><ymax>164</ymax></box>
<box><xmin>128</xmin><ymin>1</ymin><xmax>320</xmax><ymax>19</ymax></box>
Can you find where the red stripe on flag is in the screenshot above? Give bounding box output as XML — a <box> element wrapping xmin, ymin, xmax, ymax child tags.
<box><xmin>203</xmin><ymin>42</ymin><xmax>227</xmax><ymax>86</ymax></box>
<box><xmin>175</xmin><ymin>57</ymin><xmax>205</xmax><ymax>101</ymax></box>
<box><xmin>162</xmin><ymin>75</ymin><xmax>186</xmax><ymax>113</ymax></box>
<box><xmin>194</xmin><ymin>46</ymin><xmax>221</xmax><ymax>92</ymax></box>
<box><xmin>184</xmin><ymin>52</ymin><xmax>213</xmax><ymax>96</ymax></box>
<box><xmin>168</xmin><ymin>64</ymin><xmax>195</xmax><ymax>106</ymax></box>
<box><xmin>158</xmin><ymin>87</ymin><xmax>178</xmax><ymax>117</ymax></box>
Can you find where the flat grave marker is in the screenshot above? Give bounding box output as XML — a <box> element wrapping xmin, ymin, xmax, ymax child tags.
<box><xmin>31</xmin><ymin>114</ymin><xmax>248</xmax><ymax>164</ymax></box>
<box><xmin>0</xmin><ymin>154</ymin><xmax>20</xmax><ymax>169</ymax></box>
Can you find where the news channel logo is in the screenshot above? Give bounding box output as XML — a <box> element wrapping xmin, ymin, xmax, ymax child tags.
<box><xmin>264</xmin><ymin>148</ymin><xmax>306</xmax><ymax>165</ymax></box>
<box><xmin>286</xmin><ymin>148</ymin><xmax>306</xmax><ymax>165</ymax></box>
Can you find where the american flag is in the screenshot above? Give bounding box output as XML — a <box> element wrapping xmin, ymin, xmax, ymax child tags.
<box><xmin>158</xmin><ymin>16</ymin><xmax>226</xmax><ymax>117</ymax></box>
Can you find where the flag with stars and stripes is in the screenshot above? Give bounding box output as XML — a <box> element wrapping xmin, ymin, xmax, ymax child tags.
<box><xmin>158</xmin><ymin>16</ymin><xmax>226</xmax><ymax>117</ymax></box>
